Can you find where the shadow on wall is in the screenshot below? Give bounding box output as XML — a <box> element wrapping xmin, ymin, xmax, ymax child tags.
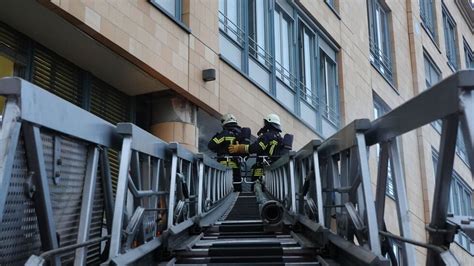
<box><xmin>197</xmin><ymin>108</ymin><xmax>221</xmax><ymax>156</ymax></box>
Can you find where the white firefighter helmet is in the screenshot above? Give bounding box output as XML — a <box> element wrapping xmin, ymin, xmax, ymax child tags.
<box><xmin>221</xmin><ymin>113</ymin><xmax>237</xmax><ymax>125</ymax></box>
<box><xmin>264</xmin><ymin>113</ymin><xmax>281</xmax><ymax>130</ymax></box>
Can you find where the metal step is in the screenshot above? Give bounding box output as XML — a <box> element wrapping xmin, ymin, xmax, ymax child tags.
<box><xmin>225</xmin><ymin>195</ymin><xmax>260</xmax><ymax>220</ymax></box>
<box><xmin>168</xmin><ymin>193</ymin><xmax>325</xmax><ymax>265</ymax></box>
<box><xmin>175</xmin><ymin>255</ymin><xmax>321</xmax><ymax>264</ymax></box>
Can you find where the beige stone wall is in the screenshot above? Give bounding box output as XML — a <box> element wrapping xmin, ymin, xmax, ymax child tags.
<box><xmin>40</xmin><ymin>0</ymin><xmax>474</xmax><ymax>263</ymax></box>
<box><xmin>42</xmin><ymin>0</ymin><xmax>320</xmax><ymax>150</ymax></box>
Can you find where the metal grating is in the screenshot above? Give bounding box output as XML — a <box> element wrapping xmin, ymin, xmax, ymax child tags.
<box><xmin>225</xmin><ymin>194</ymin><xmax>260</xmax><ymax>220</ymax></box>
<box><xmin>0</xmin><ymin>135</ymin><xmax>42</xmax><ymax>265</ymax></box>
<box><xmin>40</xmin><ymin>131</ymin><xmax>105</xmax><ymax>264</ymax></box>
<box><xmin>0</xmin><ymin>130</ymin><xmax>106</xmax><ymax>265</ymax></box>
<box><xmin>31</xmin><ymin>46</ymin><xmax>82</xmax><ymax>106</ymax></box>
<box><xmin>90</xmin><ymin>77</ymin><xmax>130</xmax><ymax>197</ymax></box>
<box><xmin>0</xmin><ymin>21</ymin><xmax>28</xmax><ymax>58</ymax></box>
<box><xmin>108</xmin><ymin>148</ymin><xmax>120</xmax><ymax>197</ymax></box>
<box><xmin>89</xmin><ymin>77</ymin><xmax>130</xmax><ymax>125</ymax></box>
<box><xmin>86</xmin><ymin>170</ymin><xmax>105</xmax><ymax>265</ymax></box>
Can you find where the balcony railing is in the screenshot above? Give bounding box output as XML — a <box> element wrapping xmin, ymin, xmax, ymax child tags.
<box><xmin>369</xmin><ymin>40</ymin><xmax>393</xmax><ymax>82</ymax></box>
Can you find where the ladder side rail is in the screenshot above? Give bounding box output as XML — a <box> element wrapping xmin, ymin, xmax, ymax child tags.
<box><xmin>0</xmin><ymin>78</ymin><xmax>120</xmax><ymax>265</ymax></box>
<box><xmin>362</xmin><ymin>71</ymin><xmax>474</xmax><ymax>265</ymax></box>
<box><xmin>109</xmin><ymin>123</ymin><xmax>168</xmax><ymax>263</ymax></box>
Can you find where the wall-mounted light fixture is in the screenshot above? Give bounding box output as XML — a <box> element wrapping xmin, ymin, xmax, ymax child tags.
<box><xmin>202</xmin><ymin>69</ymin><xmax>216</xmax><ymax>82</ymax></box>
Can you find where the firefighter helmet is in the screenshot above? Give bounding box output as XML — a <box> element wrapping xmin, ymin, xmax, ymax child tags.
<box><xmin>221</xmin><ymin>113</ymin><xmax>237</xmax><ymax>125</ymax></box>
<box><xmin>264</xmin><ymin>113</ymin><xmax>281</xmax><ymax>130</ymax></box>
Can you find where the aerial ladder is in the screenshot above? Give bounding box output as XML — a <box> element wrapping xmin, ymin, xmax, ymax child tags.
<box><xmin>0</xmin><ymin>70</ymin><xmax>472</xmax><ymax>265</ymax></box>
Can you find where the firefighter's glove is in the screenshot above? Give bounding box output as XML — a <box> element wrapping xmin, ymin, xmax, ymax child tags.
<box><xmin>228</xmin><ymin>144</ymin><xmax>248</xmax><ymax>154</ymax></box>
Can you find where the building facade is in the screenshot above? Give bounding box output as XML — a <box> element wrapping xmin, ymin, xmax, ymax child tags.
<box><xmin>0</xmin><ymin>0</ymin><xmax>472</xmax><ymax>264</ymax></box>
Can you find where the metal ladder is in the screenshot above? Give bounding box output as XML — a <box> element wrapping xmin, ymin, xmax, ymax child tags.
<box><xmin>166</xmin><ymin>192</ymin><xmax>325</xmax><ymax>265</ymax></box>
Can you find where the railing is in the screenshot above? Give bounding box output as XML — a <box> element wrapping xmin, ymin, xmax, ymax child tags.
<box><xmin>261</xmin><ymin>71</ymin><xmax>474</xmax><ymax>265</ymax></box>
<box><xmin>0</xmin><ymin>78</ymin><xmax>235</xmax><ymax>265</ymax></box>
<box><xmin>108</xmin><ymin>133</ymin><xmax>234</xmax><ymax>264</ymax></box>
<box><xmin>265</xmin><ymin>153</ymin><xmax>297</xmax><ymax>214</ymax></box>
<box><xmin>369</xmin><ymin>41</ymin><xmax>393</xmax><ymax>81</ymax></box>
<box><xmin>218</xmin><ymin>11</ymin><xmax>245</xmax><ymax>46</ymax></box>
<box><xmin>196</xmin><ymin>153</ymin><xmax>233</xmax><ymax>216</ymax></box>
<box><xmin>263</xmin><ymin>131</ymin><xmax>389</xmax><ymax>265</ymax></box>
<box><xmin>294</xmin><ymin>140</ymin><xmax>324</xmax><ymax>225</ymax></box>
<box><xmin>275</xmin><ymin>60</ymin><xmax>298</xmax><ymax>90</ymax></box>
<box><xmin>248</xmin><ymin>35</ymin><xmax>273</xmax><ymax>69</ymax></box>
<box><xmin>108</xmin><ymin>123</ymin><xmax>168</xmax><ymax>264</ymax></box>
<box><xmin>364</xmin><ymin>70</ymin><xmax>474</xmax><ymax>265</ymax></box>
<box><xmin>0</xmin><ymin>78</ymin><xmax>119</xmax><ymax>265</ymax></box>
<box><xmin>317</xmin><ymin>119</ymin><xmax>384</xmax><ymax>256</ymax></box>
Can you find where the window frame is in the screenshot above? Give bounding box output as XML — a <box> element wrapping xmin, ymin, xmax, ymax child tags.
<box><xmin>419</xmin><ymin>0</ymin><xmax>437</xmax><ymax>39</ymax></box>
<box><xmin>368</xmin><ymin>0</ymin><xmax>394</xmax><ymax>83</ymax></box>
<box><xmin>464</xmin><ymin>39</ymin><xmax>474</xmax><ymax>69</ymax></box>
<box><xmin>298</xmin><ymin>22</ymin><xmax>317</xmax><ymax>106</ymax></box>
<box><xmin>373</xmin><ymin>95</ymin><xmax>395</xmax><ymax>199</ymax></box>
<box><xmin>218</xmin><ymin>0</ymin><xmax>245</xmax><ymax>46</ymax></box>
<box><xmin>274</xmin><ymin>5</ymin><xmax>295</xmax><ymax>88</ymax></box>
<box><xmin>149</xmin><ymin>0</ymin><xmax>190</xmax><ymax>33</ymax></box>
<box><xmin>432</xmin><ymin>150</ymin><xmax>474</xmax><ymax>254</ymax></box>
<box><xmin>248</xmin><ymin>0</ymin><xmax>271</xmax><ymax>68</ymax></box>
<box><xmin>320</xmin><ymin>50</ymin><xmax>339</xmax><ymax>127</ymax></box>
<box><xmin>423</xmin><ymin>50</ymin><xmax>442</xmax><ymax>90</ymax></box>
<box><xmin>442</xmin><ymin>4</ymin><xmax>458</xmax><ymax>70</ymax></box>
<box><xmin>217</xmin><ymin>0</ymin><xmax>341</xmax><ymax>136</ymax></box>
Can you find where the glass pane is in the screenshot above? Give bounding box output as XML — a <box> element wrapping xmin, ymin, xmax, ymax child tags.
<box><xmin>430</xmin><ymin>66</ymin><xmax>440</xmax><ymax>83</ymax></box>
<box><xmin>464</xmin><ymin>190</ymin><xmax>470</xmax><ymax>216</ymax></box>
<box><xmin>227</xmin><ymin>0</ymin><xmax>239</xmax><ymax>42</ymax></box>
<box><xmin>327</xmin><ymin>60</ymin><xmax>337</xmax><ymax>117</ymax></box>
<box><xmin>452</xmin><ymin>181</ymin><xmax>460</xmax><ymax>214</ymax></box>
<box><xmin>219</xmin><ymin>0</ymin><xmax>225</xmax><ymax>13</ymax></box>
<box><xmin>424</xmin><ymin>56</ymin><xmax>430</xmax><ymax>86</ymax></box>
<box><xmin>274</xmin><ymin>11</ymin><xmax>281</xmax><ymax>78</ymax></box>
<box><xmin>256</xmin><ymin>0</ymin><xmax>267</xmax><ymax>64</ymax></box>
<box><xmin>303</xmin><ymin>30</ymin><xmax>312</xmax><ymax>99</ymax></box>
<box><xmin>282</xmin><ymin>17</ymin><xmax>290</xmax><ymax>84</ymax></box>
<box><xmin>320</xmin><ymin>56</ymin><xmax>327</xmax><ymax>106</ymax></box>
<box><xmin>156</xmin><ymin>0</ymin><xmax>176</xmax><ymax>16</ymax></box>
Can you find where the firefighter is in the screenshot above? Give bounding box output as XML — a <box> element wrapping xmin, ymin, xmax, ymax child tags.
<box><xmin>208</xmin><ymin>113</ymin><xmax>250</xmax><ymax>192</ymax></box>
<box><xmin>228</xmin><ymin>114</ymin><xmax>286</xmax><ymax>188</ymax></box>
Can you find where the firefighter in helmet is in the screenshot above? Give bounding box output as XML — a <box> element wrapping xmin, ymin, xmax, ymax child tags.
<box><xmin>208</xmin><ymin>113</ymin><xmax>250</xmax><ymax>192</ymax></box>
<box><xmin>228</xmin><ymin>114</ymin><xmax>288</xmax><ymax>187</ymax></box>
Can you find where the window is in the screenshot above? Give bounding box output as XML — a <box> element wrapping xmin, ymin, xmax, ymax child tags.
<box><xmin>424</xmin><ymin>52</ymin><xmax>443</xmax><ymax>132</ymax></box>
<box><xmin>465</xmin><ymin>41</ymin><xmax>474</xmax><ymax>69</ymax></box>
<box><xmin>419</xmin><ymin>0</ymin><xmax>436</xmax><ymax>38</ymax></box>
<box><xmin>217</xmin><ymin>0</ymin><xmax>340</xmax><ymax>136</ymax></box>
<box><xmin>424</xmin><ymin>52</ymin><xmax>441</xmax><ymax>89</ymax></box>
<box><xmin>274</xmin><ymin>7</ymin><xmax>294</xmax><ymax>86</ymax></box>
<box><xmin>150</xmin><ymin>0</ymin><xmax>182</xmax><ymax>21</ymax></box>
<box><xmin>299</xmin><ymin>25</ymin><xmax>315</xmax><ymax>104</ymax></box>
<box><xmin>368</xmin><ymin>0</ymin><xmax>393</xmax><ymax>82</ymax></box>
<box><xmin>432</xmin><ymin>152</ymin><xmax>474</xmax><ymax>253</ymax></box>
<box><xmin>321</xmin><ymin>52</ymin><xmax>338</xmax><ymax>125</ymax></box>
<box><xmin>219</xmin><ymin>0</ymin><xmax>243</xmax><ymax>44</ymax></box>
<box><xmin>456</xmin><ymin>129</ymin><xmax>468</xmax><ymax>164</ymax></box>
<box><xmin>373</xmin><ymin>96</ymin><xmax>395</xmax><ymax>198</ymax></box>
<box><xmin>442</xmin><ymin>5</ymin><xmax>458</xmax><ymax>69</ymax></box>
<box><xmin>326</xmin><ymin>0</ymin><xmax>335</xmax><ymax>7</ymax></box>
<box><xmin>248</xmin><ymin>0</ymin><xmax>270</xmax><ymax>67</ymax></box>
<box><xmin>384</xmin><ymin>242</ymin><xmax>404</xmax><ymax>265</ymax></box>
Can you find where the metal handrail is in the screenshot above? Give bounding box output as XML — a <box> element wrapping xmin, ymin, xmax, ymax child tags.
<box><xmin>218</xmin><ymin>11</ymin><xmax>245</xmax><ymax>45</ymax></box>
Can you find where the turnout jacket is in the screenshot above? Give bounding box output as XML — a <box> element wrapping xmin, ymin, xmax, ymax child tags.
<box><xmin>248</xmin><ymin>130</ymin><xmax>283</xmax><ymax>158</ymax></box>
<box><xmin>208</xmin><ymin>124</ymin><xmax>248</xmax><ymax>168</ymax></box>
